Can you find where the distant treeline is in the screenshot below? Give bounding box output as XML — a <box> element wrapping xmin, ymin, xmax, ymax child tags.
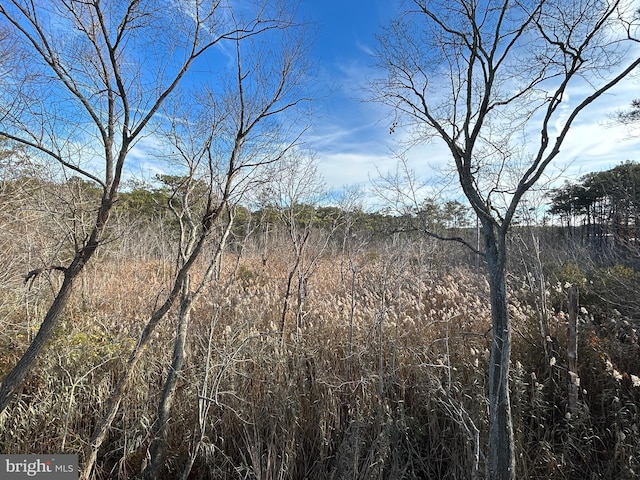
<box><xmin>549</xmin><ymin>162</ymin><xmax>640</xmax><ymax>248</ymax></box>
<box><xmin>5</xmin><ymin>161</ymin><xmax>640</xmax><ymax>255</ymax></box>
<box><xmin>0</xmin><ymin>172</ymin><xmax>475</xmax><ymax>237</ymax></box>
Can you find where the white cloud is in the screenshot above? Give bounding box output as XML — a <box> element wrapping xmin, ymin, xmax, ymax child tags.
<box><xmin>318</xmin><ymin>151</ymin><xmax>392</xmax><ymax>188</ymax></box>
<box><xmin>545</xmin><ymin>77</ymin><xmax>640</xmax><ymax>181</ymax></box>
<box><xmin>124</xmin><ymin>134</ymin><xmax>175</xmax><ymax>184</ymax></box>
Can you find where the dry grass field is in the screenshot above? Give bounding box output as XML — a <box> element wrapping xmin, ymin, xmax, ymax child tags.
<box><xmin>1</xmin><ymin>224</ymin><xmax>639</xmax><ymax>479</ymax></box>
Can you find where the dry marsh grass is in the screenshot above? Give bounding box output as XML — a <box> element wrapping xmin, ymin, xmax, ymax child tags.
<box><xmin>0</xmin><ymin>244</ymin><xmax>639</xmax><ymax>479</ymax></box>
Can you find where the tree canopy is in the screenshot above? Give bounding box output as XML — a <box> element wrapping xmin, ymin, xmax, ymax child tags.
<box><xmin>549</xmin><ymin>161</ymin><xmax>640</xmax><ymax>245</ymax></box>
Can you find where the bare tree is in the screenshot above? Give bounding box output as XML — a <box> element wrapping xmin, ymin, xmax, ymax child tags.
<box><xmin>372</xmin><ymin>0</ymin><xmax>640</xmax><ymax>478</ymax></box>
<box><xmin>142</xmin><ymin>23</ymin><xmax>309</xmax><ymax>478</ymax></box>
<box><xmin>259</xmin><ymin>152</ymin><xmax>334</xmax><ymax>342</ymax></box>
<box><xmin>0</xmin><ymin>0</ymin><xmax>292</xmax><ymax>414</ymax></box>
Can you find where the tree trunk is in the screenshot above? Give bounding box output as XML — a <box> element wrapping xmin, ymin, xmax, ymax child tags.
<box><xmin>484</xmin><ymin>224</ymin><xmax>516</xmax><ymax>480</ymax></box>
<box><xmin>144</xmin><ymin>275</ymin><xmax>192</xmax><ymax>479</ymax></box>
<box><xmin>0</xmin><ymin>199</ymin><xmax>111</xmax><ymax>413</ymax></box>
<box><xmin>567</xmin><ymin>286</ymin><xmax>579</xmax><ymax>415</ymax></box>
<box><xmin>0</xmin><ymin>269</ymin><xmax>76</xmax><ymax>411</ymax></box>
<box><xmin>81</xmin><ymin>239</ymin><xmax>206</xmax><ymax>479</ymax></box>
<box><xmin>280</xmin><ymin>266</ymin><xmax>297</xmax><ymax>341</ymax></box>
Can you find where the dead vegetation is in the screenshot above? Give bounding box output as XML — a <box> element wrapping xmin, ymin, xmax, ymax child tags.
<box><xmin>1</xmin><ymin>223</ymin><xmax>639</xmax><ymax>479</ymax></box>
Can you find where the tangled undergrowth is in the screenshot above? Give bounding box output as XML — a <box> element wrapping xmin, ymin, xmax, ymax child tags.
<box><xmin>1</xmin><ymin>247</ymin><xmax>639</xmax><ymax>479</ymax></box>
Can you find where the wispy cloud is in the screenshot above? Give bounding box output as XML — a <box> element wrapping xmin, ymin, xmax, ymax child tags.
<box><xmin>124</xmin><ymin>134</ymin><xmax>175</xmax><ymax>183</ymax></box>
<box><xmin>541</xmin><ymin>76</ymin><xmax>640</xmax><ymax>181</ymax></box>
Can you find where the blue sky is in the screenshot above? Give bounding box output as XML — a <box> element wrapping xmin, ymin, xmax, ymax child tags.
<box><xmin>291</xmin><ymin>1</ymin><xmax>640</xmax><ymax>205</ymax></box>
<box><xmin>296</xmin><ymin>1</ymin><xmax>402</xmax><ymax>194</ymax></box>
<box><xmin>6</xmin><ymin>0</ymin><xmax>638</xmax><ymax>208</ymax></box>
<box><xmin>128</xmin><ymin>1</ymin><xmax>403</xmax><ymax>201</ymax></box>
